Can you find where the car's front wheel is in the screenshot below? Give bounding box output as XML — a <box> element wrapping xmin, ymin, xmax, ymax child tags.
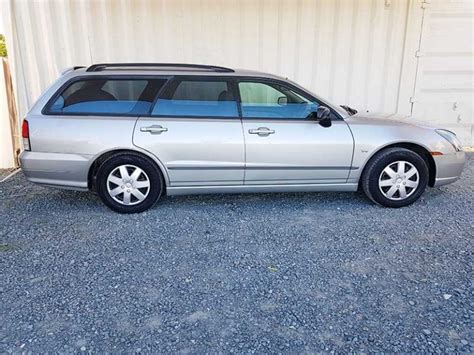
<box><xmin>96</xmin><ymin>152</ymin><xmax>163</xmax><ymax>213</ymax></box>
<box><xmin>361</xmin><ymin>148</ymin><xmax>429</xmax><ymax>208</ymax></box>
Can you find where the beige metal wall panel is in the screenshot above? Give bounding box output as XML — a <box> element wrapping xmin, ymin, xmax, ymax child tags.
<box><xmin>2</xmin><ymin>0</ymin><xmax>472</xmax><ymax>144</ymax></box>
<box><xmin>411</xmin><ymin>0</ymin><xmax>474</xmax><ymax>146</ymax></box>
<box><xmin>3</xmin><ymin>0</ymin><xmax>411</xmax><ymax>114</ymax></box>
<box><xmin>0</xmin><ymin>60</ymin><xmax>15</xmax><ymax>168</ymax></box>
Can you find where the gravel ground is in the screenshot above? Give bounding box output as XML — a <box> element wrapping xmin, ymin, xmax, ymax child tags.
<box><xmin>0</xmin><ymin>168</ymin><xmax>19</xmax><ymax>181</ymax></box>
<box><xmin>1</xmin><ymin>154</ymin><xmax>473</xmax><ymax>353</ymax></box>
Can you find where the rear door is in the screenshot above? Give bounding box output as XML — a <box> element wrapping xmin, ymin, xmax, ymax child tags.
<box><xmin>239</xmin><ymin>79</ymin><xmax>354</xmax><ymax>185</ymax></box>
<box><xmin>133</xmin><ymin>77</ymin><xmax>245</xmax><ymax>186</ymax></box>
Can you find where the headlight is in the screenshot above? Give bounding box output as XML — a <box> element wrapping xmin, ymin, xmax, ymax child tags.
<box><xmin>435</xmin><ymin>129</ymin><xmax>463</xmax><ymax>152</ymax></box>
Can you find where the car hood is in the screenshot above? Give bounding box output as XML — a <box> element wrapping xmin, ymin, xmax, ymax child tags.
<box><xmin>345</xmin><ymin>113</ymin><xmax>438</xmax><ymax>131</ymax></box>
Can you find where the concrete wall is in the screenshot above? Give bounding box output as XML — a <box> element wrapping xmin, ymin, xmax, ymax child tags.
<box><xmin>1</xmin><ymin>0</ymin><xmax>473</xmax><ymax>145</ymax></box>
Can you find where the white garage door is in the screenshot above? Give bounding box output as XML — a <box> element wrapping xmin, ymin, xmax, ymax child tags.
<box><xmin>411</xmin><ymin>0</ymin><xmax>474</xmax><ymax>146</ymax></box>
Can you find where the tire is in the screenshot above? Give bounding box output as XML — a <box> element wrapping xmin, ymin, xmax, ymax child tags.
<box><xmin>95</xmin><ymin>152</ymin><xmax>163</xmax><ymax>213</ymax></box>
<box><xmin>361</xmin><ymin>148</ymin><xmax>428</xmax><ymax>208</ymax></box>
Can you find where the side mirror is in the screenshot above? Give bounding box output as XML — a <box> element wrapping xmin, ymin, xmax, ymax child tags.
<box><xmin>316</xmin><ymin>106</ymin><xmax>332</xmax><ymax>127</ymax></box>
<box><xmin>277</xmin><ymin>96</ymin><xmax>288</xmax><ymax>105</ymax></box>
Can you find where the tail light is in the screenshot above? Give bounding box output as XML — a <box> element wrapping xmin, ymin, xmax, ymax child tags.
<box><xmin>22</xmin><ymin>119</ymin><xmax>31</xmax><ymax>151</ymax></box>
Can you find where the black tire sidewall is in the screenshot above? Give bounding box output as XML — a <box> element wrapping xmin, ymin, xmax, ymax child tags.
<box><xmin>96</xmin><ymin>154</ymin><xmax>163</xmax><ymax>213</ymax></box>
<box><xmin>367</xmin><ymin>150</ymin><xmax>428</xmax><ymax>208</ymax></box>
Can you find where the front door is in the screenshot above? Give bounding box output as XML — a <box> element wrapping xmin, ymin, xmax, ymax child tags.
<box><xmin>238</xmin><ymin>80</ymin><xmax>354</xmax><ymax>185</ymax></box>
<box><xmin>134</xmin><ymin>77</ymin><xmax>245</xmax><ymax>186</ymax></box>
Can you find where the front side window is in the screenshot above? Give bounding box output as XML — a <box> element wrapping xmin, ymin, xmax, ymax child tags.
<box><xmin>48</xmin><ymin>78</ymin><xmax>167</xmax><ymax>115</ymax></box>
<box><xmin>239</xmin><ymin>81</ymin><xmax>319</xmax><ymax>119</ymax></box>
<box><xmin>152</xmin><ymin>79</ymin><xmax>238</xmax><ymax>117</ymax></box>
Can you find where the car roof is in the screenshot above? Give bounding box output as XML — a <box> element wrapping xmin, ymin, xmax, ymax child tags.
<box><xmin>68</xmin><ymin>64</ymin><xmax>286</xmax><ymax>80</ymax></box>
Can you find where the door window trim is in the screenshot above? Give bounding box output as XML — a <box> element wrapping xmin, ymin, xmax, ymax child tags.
<box><xmin>42</xmin><ymin>74</ymin><xmax>343</xmax><ymax>121</ymax></box>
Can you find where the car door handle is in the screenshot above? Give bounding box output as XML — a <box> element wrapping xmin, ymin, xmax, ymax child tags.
<box><xmin>140</xmin><ymin>125</ymin><xmax>168</xmax><ymax>134</ymax></box>
<box><xmin>248</xmin><ymin>127</ymin><xmax>275</xmax><ymax>136</ymax></box>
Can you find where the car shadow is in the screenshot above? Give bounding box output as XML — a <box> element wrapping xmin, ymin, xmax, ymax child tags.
<box><xmin>54</xmin><ymin>188</ymin><xmax>373</xmax><ymax>211</ymax></box>
<box><xmin>158</xmin><ymin>190</ymin><xmax>372</xmax><ymax>207</ymax></box>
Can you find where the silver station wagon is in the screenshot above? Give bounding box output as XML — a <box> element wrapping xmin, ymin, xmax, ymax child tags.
<box><xmin>20</xmin><ymin>63</ymin><xmax>465</xmax><ymax>213</ymax></box>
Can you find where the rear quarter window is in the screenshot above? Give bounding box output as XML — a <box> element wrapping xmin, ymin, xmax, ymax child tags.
<box><xmin>46</xmin><ymin>78</ymin><xmax>167</xmax><ymax>116</ymax></box>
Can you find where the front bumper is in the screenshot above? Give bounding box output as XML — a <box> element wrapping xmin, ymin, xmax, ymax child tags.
<box><xmin>433</xmin><ymin>151</ymin><xmax>466</xmax><ymax>187</ymax></box>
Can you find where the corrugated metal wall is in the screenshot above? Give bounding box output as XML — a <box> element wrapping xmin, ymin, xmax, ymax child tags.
<box><xmin>2</xmin><ymin>0</ymin><xmax>473</xmax><ymax>145</ymax></box>
<box><xmin>411</xmin><ymin>0</ymin><xmax>474</xmax><ymax>145</ymax></box>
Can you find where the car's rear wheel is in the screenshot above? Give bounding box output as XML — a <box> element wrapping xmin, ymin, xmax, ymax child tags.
<box><xmin>361</xmin><ymin>148</ymin><xmax>428</xmax><ymax>208</ymax></box>
<box><xmin>96</xmin><ymin>152</ymin><xmax>163</xmax><ymax>213</ymax></box>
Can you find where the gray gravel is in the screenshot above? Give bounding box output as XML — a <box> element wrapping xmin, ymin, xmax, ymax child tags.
<box><xmin>0</xmin><ymin>168</ymin><xmax>19</xmax><ymax>181</ymax></box>
<box><xmin>1</xmin><ymin>154</ymin><xmax>473</xmax><ymax>353</ymax></box>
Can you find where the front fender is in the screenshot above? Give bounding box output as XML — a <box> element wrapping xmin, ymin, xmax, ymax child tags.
<box><xmin>345</xmin><ymin>117</ymin><xmax>455</xmax><ymax>182</ymax></box>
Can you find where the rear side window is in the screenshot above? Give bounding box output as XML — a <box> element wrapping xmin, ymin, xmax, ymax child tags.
<box><xmin>152</xmin><ymin>79</ymin><xmax>238</xmax><ymax>117</ymax></box>
<box><xmin>47</xmin><ymin>78</ymin><xmax>167</xmax><ymax>115</ymax></box>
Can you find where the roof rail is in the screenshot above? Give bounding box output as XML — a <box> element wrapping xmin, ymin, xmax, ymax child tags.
<box><xmin>86</xmin><ymin>63</ymin><xmax>235</xmax><ymax>73</ymax></box>
<box><xmin>60</xmin><ymin>66</ymin><xmax>86</xmax><ymax>76</ymax></box>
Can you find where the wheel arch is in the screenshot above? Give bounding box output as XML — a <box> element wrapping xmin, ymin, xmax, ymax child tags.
<box><xmin>87</xmin><ymin>148</ymin><xmax>169</xmax><ymax>190</ymax></box>
<box><xmin>359</xmin><ymin>142</ymin><xmax>436</xmax><ymax>188</ymax></box>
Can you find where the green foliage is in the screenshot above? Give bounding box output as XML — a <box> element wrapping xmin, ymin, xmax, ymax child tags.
<box><xmin>0</xmin><ymin>35</ymin><xmax>7</xmax><ymax>57</ymax></box>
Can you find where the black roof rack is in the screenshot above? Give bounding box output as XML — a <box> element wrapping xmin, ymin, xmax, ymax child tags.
<box><xmin>86</xmin><ymin>63</ymin><xmax>235</xmax><ymax>73</ymax></box>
